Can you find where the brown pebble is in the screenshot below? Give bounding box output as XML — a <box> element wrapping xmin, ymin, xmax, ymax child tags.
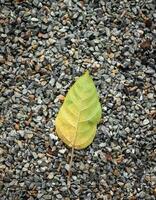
<box><xmin>15</xmin><ymin>123</ymin><xmax>20</xmax><ymax>130</ymax></box>
<box><xmin>113</xmin><ymin>169</ymin><xmax>120</xmax><ymax>176</ymax></box>
<box><xmin>115</xmin><ymin>154</ymin><xmax>124</xmax><ymax>164</ymax></box>
<box><xmin>153</xmin><ymin>188</ymin><xmax>156</xmax><ymax>196</ymax></box>
<box><xmin>0</xmin><ymin>116</ymin><xmax>4</xmax><ymax>124</ymax></box>
<box><xmin>140</xmin><ymin>39</ymin><xmax>151</xmax><ymax>49</ymax></box>
<box><xmin>129</xmin><ymin>196</ymin><xmax>137</xmax><ymax>200</ymax></box>
<box><xmin>148</xmin><ymin>110</ymin><xmax>156</xmax><ymax>119</ymax></box>
<box><xmin>58</xmin><ymin>95</ymin><xmax>65</xmax><ymax>101</ymax></box>
<box><xmin>25</xmin><ymin>121</ymin><xmax>30</xmax><ymax>126</ymax></box>
<box><xmin>128</xmin><ymin>86</ymin><xmax>138</xmax><ymax>92</ymax></box>
<box><xmin>105</xmin><ymin>153</ymin><xmax>112</xmax><ymax>161</ymax></box>
<box><xmin>144</xmin><ymin>18</ymin><xmax>152</xmax><ymax>28</ymax></box>
<box><xmin>0</xmin><ymin>18</ymin><xmax>9</xmax><ymax>25</ymax></box>
<box><xmin>29</xmin><ymin>95</ymin><xmax>35</xmax><ymax>101</ymax></box>
<box><xmin>38</xmin><ymin>32</ymin><xmax>48</xmax><ymax>39</ymax></box>
<box><xmin>39</xmin><ymin>55</ymin><xmax>45</xmax><ymax>62</ymax></box>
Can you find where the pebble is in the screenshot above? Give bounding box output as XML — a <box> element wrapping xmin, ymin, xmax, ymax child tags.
<box><xmin>56</xmin><ymin>82</ymin><xmax>62</xmax><ymax>89</ymax></box>
<box><xmin>59</xmin><ymin>149</ymin><xmax>66</xmax><ymax>154</ymax></box>
<box><xmin>31</xmin><ymin>17</ymin><xmax>39</xmax><ymax>22</ymax></box>
<box><xmin>33</xmin><ymin>0</ymin><xmax>39</xmax><ymax>6</ymax></box>
<box><xmin>0</xmin><ymin>147</ymin><xmax>4</xmax><ymax>155</ymax></box>
<box><xmin>49</xmin><ymin>133</ymin><xmax>58</xmax><ymax>141</ymax></box>
<box><xmin>49</xmin><ymin>78</ymin><xmax>55</xmax><ymax>86</ymax></box>
<box><xmin>0</xmin><ymin>55</ymin><xmax>5</xmax><ymax>63</ymax></box>
<box><xmin>48</xmin><ymin>173</ymin><xmax>54</xmax><ymax>179</ymax></box>
<box><xmin>147</xmin><ymin>93</ymin><xmax>154</xmax><ymax>99</ymax></box>
<box><xmin>26</xmin><ymin>133</ymin><xmax>34</xmax><ymax>139</ymax></box>
<box><xmin>142</xmin><ymin>119</ymin><xmax>150</xmax><ymax>125</ymax></box>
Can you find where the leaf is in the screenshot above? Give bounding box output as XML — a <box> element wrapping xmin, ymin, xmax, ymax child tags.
<box><xmin>55</xmin><ymin>71</ymin><xmax>101</xmax><ymax>149</ymax></box>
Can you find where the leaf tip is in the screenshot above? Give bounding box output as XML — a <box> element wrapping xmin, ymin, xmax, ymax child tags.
<box><xmin>84</xmin><ymin>70</ymin><xmax>89</xmax><ymax>76</ymax></box>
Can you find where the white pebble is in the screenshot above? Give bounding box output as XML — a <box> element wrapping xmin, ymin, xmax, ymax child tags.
<box><xmin>143</xmin><ymin>119</ymin><xmax>149</xmax><ymax>125</ymax></box>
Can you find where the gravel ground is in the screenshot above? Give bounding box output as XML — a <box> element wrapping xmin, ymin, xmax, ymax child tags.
<box><xmin>0</xmin><ymin>0</ymin><xmax>156</xmax><ymax>199</ymax></box>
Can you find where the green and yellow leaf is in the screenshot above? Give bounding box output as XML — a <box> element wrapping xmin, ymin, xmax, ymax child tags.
<box><xmin>55</xmin><ymin>71</ymin><xmax>101</xmax><ymax>149</ymax></box>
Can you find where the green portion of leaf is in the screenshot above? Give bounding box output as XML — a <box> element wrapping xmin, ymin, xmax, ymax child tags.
<box><xmin>55</xmin><ymin>71</ymin><xmax>102</xmax><ymax>149</ymax></box>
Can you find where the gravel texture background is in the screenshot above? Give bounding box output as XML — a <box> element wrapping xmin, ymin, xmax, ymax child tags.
<box><xmin>0</xmin><ymin>0</ymin><xmax>156</xmax><ymax>199</ymax></box>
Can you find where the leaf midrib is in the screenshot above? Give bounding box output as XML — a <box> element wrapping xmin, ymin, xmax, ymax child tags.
<box><xmin>72</xmin><ymin>94</ymin><xmax>97</xmax><ymax>146</ymax></box>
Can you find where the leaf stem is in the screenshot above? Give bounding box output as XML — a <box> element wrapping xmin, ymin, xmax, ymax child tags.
<box><xmin>67</xmin><ymin>146</ymin><xmax>75</xmax><ymax>188</ymax></box>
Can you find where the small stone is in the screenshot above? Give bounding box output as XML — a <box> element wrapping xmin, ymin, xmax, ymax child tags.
<box><xmin>31</xmin><ymin>17</ymin><xmax>39</xmax><ymax>22</ymax></box>
<box><xmin>44</xmin><ymin>195</ymin><xmax>52</xmax><ymax>200</ymax></box>
<box><xmin>147</xmin><ymin>93</ymin><xmax>154</xmax><ymax>99</ymax></box>
<box><xmin>33</xmin><ymin>0</ymin><xmax>39</xmax><ymax>6</ymax></box>
<box><xmin>138</xmin><ymin>191</ymin><xmax>146</xmax><ymax>198</ymax></box>
<box><xmin>56</xmin><ymin>82</ymin><xmax>62</xmax><ymax>89</ymax></box>
<box><xmin>29</xmin><ymin>95</ymin><xmax>35</xmax><ymax>100</ymax></box>
<box><xmin>0</xmin><ymin>165</ymin><xmax>6</xmax><ymax>169</ymax></box>
<box><xmin>23</xmin><ymin>168</ymin><xmax>28</xmax><ymax>172</ymax></box>
<box><xmin>35</xmin><ymin>116</ymin><xmax>42</xmax><ymax>122</ymax></box>
<box><xmin>15</xmin><ymin>123</ymin><xmax>20</xmax><ymax>130</ymax></box>
<box><xmin>65</xmin><ymin>164</ymin><xmax>69</xmax><ymax>171</ymax></box>
<box><xmin>19</xmin><ymin>182</ymin><xmax>25</xmax><ymax>187</ymax></box>
<box><xmin>146</xmin><ymin>69</ymin><xmax>155</xmax><ymax>74</ymax></box>
<box><xmin>49</xmin><ymin>133</ymin><xmax>58</xmax><ymax>141</ymax></box>
<box><xmin>16</xmin><ymin>140</ymin><xmax>22</xmax><ymax>148</ymax></box>
<box><xmin>40</xmin><ymin>166</ymin><xmax>47</xmax><ymax>172</ymax></box>
<box><xmin>99</xmin><ymin>143</ymin><xmax>106</xmax><ymax>148</ymax></box>
<box><xmin>38</xmin><ymin>32</ymin><xmax>48</xmax><ymax>39</ymax></box>
<box><xmin>24</xmin><ymin>163</ymin><xmax>29</xmax><ymax>168</ymax></box>
<box><xmin>98</xmin><ymin>56</ymin><xmax>104</xmax><ymax>62</ymax></box>
<box><xmin>19</xmin><ymin>130</ymin><xmax>25</xmax><ymax>137</ymax></box>
<box><xmin>38</xmin><ymin>153</ymin><xmax>45</xmax><ymax>158</ymax></box>
<box><xmin>0</xmin><ymin>55</ymin><xmax>5</xmax><ymax>64</ymax></box>
<box><xmin>108</xmin><ymin>53</ymin><xmax>114</xmax><ymax>59</ymax></box>
<box><xmin>106</xmin><ymin>78</ymin><xmax>111</xmax><ymax>83</ymax></box>
<box><xmin>32</xmin><ymin>152</ymin><xmax>38</xmax><ymax>159</ymax></box>
<box><xmin>37</xmin><ymin>97</ymin><xmax>42</xmax><ymax>104</ymax></box>
<box><xmin>57</xmin><ymin>95</ymin><xmax>65</xmax><ymax>101</ymax></box>
<box><xmin>0</xmin><ymin>147</ymin><xmax>4</xmax><ymax>155</ymax></box>
<box><xmin>49</xmin><ymin>78</ymin><xmax>55</xmax><ymax>86</ymax></box>
<box><xmin>48</xmin><ymin>172</ymin><xmax>54</xmax><ymax>179</ymax></box>
<box><xmin>144</xmin><ymin>18</ymin><xmax>152</xmax><ymax>28</ymax></box>
<box><xmin>105</xmin><ymin>27</ymin><xmax>110</xmax><ymax>37</ymax></box>
<box><xmin>48</xmin><ymin>38</ymin><xmax>56</xmax><ymax>45</ymax></box>
<box><xmin>111</xmin><ymin>36</ymin><xmax>116</xmax><ymax>41</ymax></box>
<box><xmin>125</xmin><ymin>127</ymin><xmax>130</xmax><ymax>133</ymax></box>
<box><xmin>37</xmin><ymin>192</ymin><xmax>44</xmax><ymax>198</ymax></box>
<box><xmin>59</xmin><ymin>149</ymin><xmax>66</xmax><ymax>154</ymax></box>
<box><xmin>27</xmin><ymin>133</ymin><xmax>33</xmax><ymax>139</ymax></box>
<box><xmin>142</xmin><ymin>119</ymin><xmax>149</xmax><ymax>125</ymax></box>
<box><xmin>37</xmin><ymin>160</ymin><xmax>42</xmax><ymax>165</ymax></box>
<box><xmin>56</xmin><ymin>194</ymin><xmax>62</xmax><ymax>199</ymax></box>
<box><xmin>140</xmin><ymin>39</ymin><xmax>151</xmax><ymax>49</ymax></box>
